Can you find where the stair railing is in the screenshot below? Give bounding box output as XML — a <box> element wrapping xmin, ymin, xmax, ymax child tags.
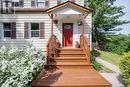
<box><xmin>46</xmin><ymin>35</ymin><xmax>59</xmax><ymax>63</ymax></box>
<box><xmin>80</xmin><ymin>34</ymin><xmax>90</xmax><ymax>64</ymax></box>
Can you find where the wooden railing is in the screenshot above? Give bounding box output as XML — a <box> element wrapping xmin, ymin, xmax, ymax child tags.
<box><xmin>46</xmin><ymin>35</ymin><xmax>59</xmax><ymax>63</ymax></box>
<box><xmin>80</xmin><ymin>34</ymin><xmax>90</xmax><ymax>64</ymax></box>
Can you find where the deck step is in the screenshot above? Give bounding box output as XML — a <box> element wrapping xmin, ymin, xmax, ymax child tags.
<box><xmin>47</xmin><ymin>61</ymin><xmax>89</xmax><ymax>65</ymax></box>
<box><xmin>57</xmin><ymin>48</ymin><xmax>83</xmax><ymax>51</ymax></box>
<box><xmin>57</xmin><ymin>48</ymin><xmax>83</xmax><ymax>53</ymax></box>
<box><xmin>52</xmin><ymin>57</ymin><xmax>87</xmax><ymax>62</ymax></box>
<box><xmin>57</xmin><ymin>53</ymin><xmax>85</xmax><ymax>57</ymax></box>
<box><xmin>45</xmin><ymin>62</ymin><xmax>92</xmax><ymax>69</ymax></box>
<box><xmin>55</xmin><ymin>57</ymin><xmax>86</xmax><ymax>59</ymax></box>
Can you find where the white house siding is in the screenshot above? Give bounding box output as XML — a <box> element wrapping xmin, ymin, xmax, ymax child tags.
<box><xmin>23</xmin><ymin>0</ymin><xmax>84</xmax><ymax>8</ymax></box>
<box><xmin>24</xmin><ymin>0</ymin><xmax>31</xmax><ymax>7</ymax></box>
<box><xmin>49</xmin><ymin>0</ymin><xmax>58</xmax><ymax>8</ymax></box>
<box><xmin>0</xmin><ymin>0</ymin><xmax>92</xmax><ymax>50</ymax></box>
<box><xmin>75</xmin><ymin>0</ymin><xmax>84</xmax><ymax>6</ymax></box>
<box><xmin>0</xmin><ymin>13</ymin><xmax>58</xmax><ymax>51</ymax></box>
<box><xmin>77</xmin><ymin>13</ymin><xmax>92</xmax><ymax>49</ymax></box>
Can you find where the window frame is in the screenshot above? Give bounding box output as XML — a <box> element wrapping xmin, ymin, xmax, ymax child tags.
<box><xmin>31</xmin><ymin>0</ymin><xmax>46</xmax><ymax>7</ymax></box>
<box><xmin>3</xmin><ymin>23</ymin><xmax>12</xmax><ymax>39</ymax></box>
<box><xmin>12</xmin><ymin>0</ymin><xmax>24</xmax><ymax>7</ymax></box>
<box><xmin>36</xmin><ymin>0</ymin><xmax>45</xmax><ymax>7</ymax></box>
<box><xmin>30</xmin><ymin>23</ymin><xmax>40</xmax><ymax>38</ymax></box>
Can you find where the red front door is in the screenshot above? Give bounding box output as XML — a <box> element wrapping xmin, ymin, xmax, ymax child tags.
<box><xmin>63</xmin><ymin>23</ymin><xmax>73</xmax><ymax>47</ymax></box>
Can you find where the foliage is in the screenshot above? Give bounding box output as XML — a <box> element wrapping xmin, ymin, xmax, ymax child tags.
<box><xmin>120</xmin><ymin>51</ymin><xmax>130</xmax><ymax>87</ymax></box>
<box><xmin>0</xmin><ymin>45</ymin><xmax>45</xmax><ymax>87</ymax></box>
<box><xmin>85</xmin><ymin>0</ymin><xmax>130</xmax><ymax>49</ymax></box>
<box><xmin>105</xmin><ymin>34</ymin><xmax>130</xmax><ymax>54</ymax></box>
<box><xmin>91</xmin><ymin>51</ymin><xmax>102</xmax><ymax>70</ymax></box>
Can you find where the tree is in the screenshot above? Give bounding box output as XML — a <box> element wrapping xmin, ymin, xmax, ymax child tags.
<box><xmin>85</xmin><ymin>0</ymin><xmax>130</xmax><ymax>49</ymax></box>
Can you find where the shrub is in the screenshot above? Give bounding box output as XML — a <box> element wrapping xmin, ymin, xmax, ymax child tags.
<box><xmin>105</xmin><ymin>34</ymin><xmax>130</xmax><ymax>54</ymax></box>
<box><xmin>91</xmin><ymin>51</ymin><xmax>102</xmax><ymax>70</ymax></box>
<box><xmin>0</xmin><ymin>45</ymin><xmax>45</xmax><ymax>87</ymax></box>
<box><xmin>120</xmin><ymin>51</ymin><xmax>130</xmax><ymax>87</ymax></box>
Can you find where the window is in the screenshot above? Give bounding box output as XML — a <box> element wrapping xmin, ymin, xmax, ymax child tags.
<box><xmin>31</xmin><ymin>23</ymin><xmax>39</xmax><ymax>37</ymax></box>
<box><xmin>3</xmin><ymin>23</ymin><xmax>11</xmax><ymax>37</ymax></box>
<box><xmin>12</xmin><ymin>0</ymin><xmax>24</xmax><ymax>7</ymax></box>
<box><xmin>31</xmin><ymin>0</ymin><xmax>49</xmax><ymax>7</ymax></box>
<box><xmin>37</xmin><ymin>0</ymin><xmax>45</xmax><ymax>7</ymax></box>
<box><xmin>1</xmin><ymin>0</ymin><xmax>12</xmax><ymax>13</ymax></box>
<box><xmin>57</xmin><ymin>0</ymin><xmax>75</xmax><ymax>4</ymax></box>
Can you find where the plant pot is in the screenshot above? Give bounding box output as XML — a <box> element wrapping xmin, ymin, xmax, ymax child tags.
<box><xmin>75</xmin><ymin>44</ymin><xmax>80</xmax><ymax>48</ymax></box>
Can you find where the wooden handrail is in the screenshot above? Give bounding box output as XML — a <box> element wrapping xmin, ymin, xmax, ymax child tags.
<box><xmin>80</xmin><ymin>34</ymin><xmax>90</xmax><ymax>64</ymax></box>
<box><xmin>46</xmin><ymin>35</ymin><xmax>59</xmax><ymax>63</ymax></box>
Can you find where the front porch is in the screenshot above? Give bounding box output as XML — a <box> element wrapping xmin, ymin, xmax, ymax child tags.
<box><xmin>31</xmin><ymin>1</ymin><xmax>111</xmax><ymax>87</ymax></box>
<box><xmin>47</xmin><ymin>1</ymin><xmax>92</xmax><ymax>48</ymax></box>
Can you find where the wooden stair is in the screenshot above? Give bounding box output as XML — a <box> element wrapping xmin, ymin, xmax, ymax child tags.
<box><xmin>31</xmin><ymin>48</ymin><xmax>111</xmax><ymax>87</ymax></box>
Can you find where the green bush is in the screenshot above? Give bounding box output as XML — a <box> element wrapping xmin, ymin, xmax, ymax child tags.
<box><xmin>105</xmin><ymin>34</ymin><xmax>130</xmax><ymax>54</ymax></box>
<box><xmin>91</xmin><ymin>51</ymin><xmax>102</xmax><ymax>70</ymax></box>
<box><xmin>120</xmin><ymin>51</ymin><xmax>130</xmax><ymax>87</ymax></box>
<box><xmin>0</xmin><ymin>45</ymin><xmax>45</xmax><ymax>87</ymax></box>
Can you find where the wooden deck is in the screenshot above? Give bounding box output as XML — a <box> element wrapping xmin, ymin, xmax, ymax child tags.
<box><xmin>31</xmin><ymin>68</ymin><xmax>111</xmax><ymax>87</ymax></box>
<box><xmin>31</xmin><ymin>48</ymin><xmax>111</xmax><ymax>87</ymax></box>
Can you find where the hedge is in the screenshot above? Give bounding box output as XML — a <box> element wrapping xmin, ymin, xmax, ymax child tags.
<box><xmin>120</xmin><ymin>51</ymin><xmax>130</xmax><ymax>87</ymax></box>
<box><xmin>0</xmin><ymin>45</ymin><xmax>45</xmax><ymax>87</ymax></box>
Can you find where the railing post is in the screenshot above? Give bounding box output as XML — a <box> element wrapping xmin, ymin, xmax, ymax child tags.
<box><xmin>51</xmin><ymin>14</ymin><xmax>53</xmax><ymax>35</ymax></box>
<box><xmin>82</xmin><ymin>14</ymin><xmax>85</xmax><ymax>34</ymax></box>
<box><xmin>88</xmin><ymin>45</ymin><xmax>91</xmax><ymax>64</ymax></box>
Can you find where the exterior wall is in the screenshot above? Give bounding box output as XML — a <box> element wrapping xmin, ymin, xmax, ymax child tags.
<box><xmin>0</xmin><ymin>0</ymin><xmax>92</xmax><ymax>50</ymax></box>
<box><xmin>0</xmin><ymin>13</ymin><xmax>57</xmax><ymax>51</ymax></box>
<box><xmin>22</xmin><ymin>0</ymin><xmax>84</xmax><ymax>8</ymax></box>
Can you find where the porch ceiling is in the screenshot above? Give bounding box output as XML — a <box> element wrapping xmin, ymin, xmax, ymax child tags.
<box><xmin>53</xmin><ymin>14</ymin><xmax>82</xmax><ymax>20</ymax></box>
<box><xmin>53</xmin><ymin>7</ymin><xmax>82</xmax><ymax>14</ymax></box>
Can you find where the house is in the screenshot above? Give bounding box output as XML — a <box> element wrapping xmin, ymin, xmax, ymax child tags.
<box><xmin>0</xmin><ymin>0</ymin><xmax>112</xmax><ymax>87</ymax></box>
<box><xmin>0</xmin><ymin>0</ymin><xmax>92</xmax><ymax>50</ymax></box>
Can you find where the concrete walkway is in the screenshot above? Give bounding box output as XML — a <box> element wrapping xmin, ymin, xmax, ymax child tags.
<box><xmin>100</xmin><ymin>73</ymin><xmax>125</xmax><ymax>87</ymax></box>
<box><xmin>96</xmin><ymin>57</ymin><xmax>120</xmax><ymax>73</ymax></box>
<box><xmin>96</xmin><ymin>57</ymin><xmax>126</xmax><ymax>87</ymax></box>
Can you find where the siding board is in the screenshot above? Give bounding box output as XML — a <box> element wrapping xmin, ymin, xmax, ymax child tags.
<box><xmin>0</xmin><ymin>0</ymin><xmax>92</xmax><ymax>51</ymax></box>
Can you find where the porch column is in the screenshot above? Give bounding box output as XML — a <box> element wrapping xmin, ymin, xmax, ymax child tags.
<box><xmin>82</xmin><ymin>14</ymin><xmax>85</xmax><ymax>34</ymax></box>
<box><xmin>51</xmin><ymin>14</ymin><xmax>53</xmax><ymax>35</ymax></box>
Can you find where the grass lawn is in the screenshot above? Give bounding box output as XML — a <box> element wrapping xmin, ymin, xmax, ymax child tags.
<box><xmin>99</xmin><ymin>65</ymin><xmax>113</xmax><ymax>73</ymax></box>
<box><xmin>97</xmin><ymin>50</ymin><xmax>122</xmax><ymax>66</ymax></box>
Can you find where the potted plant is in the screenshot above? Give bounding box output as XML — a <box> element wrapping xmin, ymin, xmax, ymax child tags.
<box><xmin>75</xmin><ymin>41</ymin><xmax>80</xmax><ymax>48</ymax></box>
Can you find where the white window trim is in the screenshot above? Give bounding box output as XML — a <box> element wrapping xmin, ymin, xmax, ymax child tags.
<box><xmin>2</xmin><ymin>23</ymin><xmax>12</xmax><ymax>39</ymax></box>
<box><xmin>0</xmin><ymin>23</ymin><xmax>4</xmax><ymax>39</ymax></box>
<box><xmin>30</xmin><ymin>23</ymin><xmax>40</xmax><ymax>39</ymax></box>
<box><xmin>36</xmin><ymin>0</ymin><xmax>45</xmax><ymax>8</ymax></box>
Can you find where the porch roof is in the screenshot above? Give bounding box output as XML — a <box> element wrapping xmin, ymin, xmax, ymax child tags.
<box><xmin>46</xmin><ymin>1</ymin><xmax>92</xmax><ymax>14</ymax></box>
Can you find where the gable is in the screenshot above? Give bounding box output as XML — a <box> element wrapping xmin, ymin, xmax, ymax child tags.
<box><xmin>47</xmin><ymin>1</ymin><xmax>92</xmax><ymax>14</ymax></box>
<box><xmin>53</xmin><ymin>7</ymin><xmax>82</xmax><ymax>14</ymax></box>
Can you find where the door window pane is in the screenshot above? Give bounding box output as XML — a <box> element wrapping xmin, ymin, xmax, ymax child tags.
<box><xmin>64</xmin><ymin>25</ymin><xmax>71</xmax><ymax>29</ymax></box>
